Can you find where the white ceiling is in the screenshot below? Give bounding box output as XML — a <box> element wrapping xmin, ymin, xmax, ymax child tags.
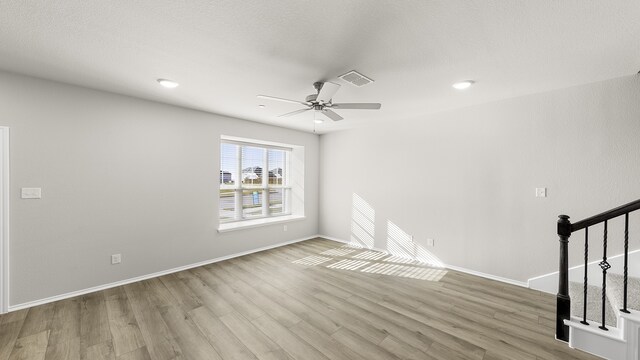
<box><xmin>1</xmin><ymin>1</ymin><xmax>639</xmax><ymax>133</ymax></box>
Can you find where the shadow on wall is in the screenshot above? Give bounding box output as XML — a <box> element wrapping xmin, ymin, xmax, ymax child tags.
<box><xmin>349</xmin><ymin>193</ymin><xmax>444</xmax><ymax>268</ymax></box>
<box><xmin>351</xmin><ymin>193</ymin><xmax>375</xmax><ymax>248</ymax></box>
<box><xmin>387</xmin><ymin>220</ymin><xmax>444</xmax><ymax>268</ymax></box>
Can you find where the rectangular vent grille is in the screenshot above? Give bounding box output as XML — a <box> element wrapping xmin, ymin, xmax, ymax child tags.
<box><xmin>339</xmin><ymin>70</ymin><xmax>374</xmax><ymax>87</ymax></box>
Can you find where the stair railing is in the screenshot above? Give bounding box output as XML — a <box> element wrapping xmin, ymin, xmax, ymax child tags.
<box><xmin>556</xmin><ymin>199</ymin><xmax>640</xmax><ymax>342</ymax></box>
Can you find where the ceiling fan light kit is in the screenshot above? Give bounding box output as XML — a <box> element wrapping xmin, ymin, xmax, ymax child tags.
<box><xmin>257</xmin><ymin>80</ymin><xmax>382</xmax><ymax>123</ymax></box>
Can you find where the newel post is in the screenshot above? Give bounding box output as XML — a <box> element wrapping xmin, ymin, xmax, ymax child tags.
<box><xmin>556</xmin><ymin>214</ymin><xmax>572</xmax><ymax>342</ymax></box>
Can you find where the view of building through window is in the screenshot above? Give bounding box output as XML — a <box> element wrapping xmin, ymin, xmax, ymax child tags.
<box><xmin>220</xmin><ymin>141</ymin><xmax>290</xmax><ymax>223</ymax></box>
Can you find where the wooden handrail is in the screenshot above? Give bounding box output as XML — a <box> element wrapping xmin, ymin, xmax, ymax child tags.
<box><xmin>571</xmin><ymin>199</ymin><xmax>640</xmax><ymax>232</ymax></box>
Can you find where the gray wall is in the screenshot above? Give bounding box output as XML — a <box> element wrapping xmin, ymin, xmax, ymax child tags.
<box><xmin>319</xmin><ymin>75</ymin><xmax>640</xmax><ymax>282</ymax></box>
<box><xmin>0</xmin><ymin>71</ymin><xmax>319</xmax><ymax>305</ymax></box>
<box><xmin>2</xmin><ymin>70</ymin><xmax>639</xmax><ymax>305</ymax></box>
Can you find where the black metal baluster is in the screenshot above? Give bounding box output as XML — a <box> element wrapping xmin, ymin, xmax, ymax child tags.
<box><xmin>621</xmin><ymin>213</ymin><xmax>630</xmax><ymax>313</ymax></box>
<box><xmin>580</xmin><ymin>227</ymin><xmax>589</xmax><ymax>325</ymax></box>
<box><xmin>599</xmin><ymin>220</ymin><xmax>610</xmax><ymax>331</ymax></box>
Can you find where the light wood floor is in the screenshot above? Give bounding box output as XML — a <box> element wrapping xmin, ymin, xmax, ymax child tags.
<box><xmin>0</xmin><ymin>238</ymin><xmax>602</xmax><ymax>360</ymax></box>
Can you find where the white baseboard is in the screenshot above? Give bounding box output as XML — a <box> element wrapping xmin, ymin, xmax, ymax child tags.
<box><xmin>7</xmin><ymin>234</ymin><xmax>531</xmax><ymax>312</ymax></box>
<box><xmin>317</xmin><ymin>235</ymin><xmax>528</xmax><ymax>288</ymax></box>
<box><xmin>8</xmin><ymin>235</ymin><xmax>320</xmax><ymax>312</ymax></box>
<box><xmin>317</xmin><ymin>235</ymin><xmax>349</xmax><ymax>244</ymax></box>
<box><xmin>445</xmin><ymin>264</ymin><xmax>528</xmax><ymax>288</ymax></box>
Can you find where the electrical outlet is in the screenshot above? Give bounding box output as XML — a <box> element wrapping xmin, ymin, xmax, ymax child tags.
<box><xmin>283</xmin><ymin>225</ymin><xmax>288</xmax><ymax>231</ymax></box>
<box><xmin>111</xmin><ymin>254</ymin><xmax>122</xmax><ymax>265</ymax></box>
<box><xmin>535</xmin><ymin>187</ymin><xmax>547</xmax><ymax>198</ymax></box>
<box><xmin>427</xmin><ymin>238</ymin><xmax>435</xmax><ymax>247</ymax></box>
<box><xmin>21</xmin><ymin>188</ymin><xmax>42</xmax><ymax>199</ymax></box>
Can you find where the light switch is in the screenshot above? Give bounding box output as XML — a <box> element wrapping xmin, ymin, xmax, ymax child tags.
<box><xmin>535</xmin><ymin>187</ymin><xmax>547</xmax><ymax>198</ymax></box>
<box><xmin>21</xmin><ymin>188</ymin><xmax>42</xmax><ymax>199</ymax></box>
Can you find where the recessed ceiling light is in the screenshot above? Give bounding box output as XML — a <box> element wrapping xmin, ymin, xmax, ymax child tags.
<box><xmin>314</xmin><ymin>118</ymin><xmax>324</xmax><ymax>124</ymax></box>
<box><xmin>157</xmin><ymin>79</ymin><xmax>179</xmax><ymax>89</ymax></box>
<box><xmin>452</xmin><ymin>80</ymin><xmax>475</xmax><ymax>90</ymax></box>
<box><xmin>258</xmin><ymin>104</ymin><xmax>266</xmax><ymax>108</ymax></box>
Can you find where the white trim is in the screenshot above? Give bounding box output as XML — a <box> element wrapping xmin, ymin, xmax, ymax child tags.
<box><xmin>220</xmin><ymin>135</ymin><xmax>297</xmax><ymax>151</ymax></box>
<box><xmin>220</xmin><ymin>136</ymin><xmax>297</xmax><ymax>224</ymax></box>
<box><xmin>565</xmin><ymin>316</ymin><xmax>627</xmax><ymax>360</ymax></box>
<box><xmin>7</xmin><ymin>235</ymin><xmax>318</xmax><ymax>312</ymax></box>
<box><xmin>318</xmin><ymin>235</ymin><xmax>350</xmax><ymax>244</ymax></box>
<box><xmin>4</xmin><ymin>233</ymin><xmax>530</xmax><ymax>312</ymax></box>
<box><xmin>445</xmin><ymin>264</ymin><xmax>528</xmax><ymax>288</ymax></box>
<box><xmin>218</xmin><ymin>215</ymin><xmax>305</xmax><ymax>233</ymax></box>
<box><xmin>0</xmin><ymin>127</ymin><xmax>8</xmax><ymax>314</ymax></box>
<box><xmin>620</xmin><ymin>310</ymin><xmax>640</xmax><ymax>360</ymax></box>
<box><xmin>317</xmin><ymin>235</ymin><xmax>528</xmax><ymax>288</ymax></box>
<box><xmin>319</xmin><ymin>236</ymin><xmax>390</xmax><ymax>255</ymax></box>
<box><xmin>565</xmin><ymin>317</ymin><xmax>625</xmax><ymax>341</ymax></box>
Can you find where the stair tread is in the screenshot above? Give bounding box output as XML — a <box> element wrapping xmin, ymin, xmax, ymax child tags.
<box><xmin>606</xmin><ymin>273</ymin><xmax>640</xmax><ymax>313</ymax></box>
<box><xmin>566</xmin><ymin>316</ymin><xmax>625</xmax><ymax>341</ymax></box>
<box><xmin>569</xmin><ymin>281</ymin><xmax>617</xmax><ymax>327</ymax></box>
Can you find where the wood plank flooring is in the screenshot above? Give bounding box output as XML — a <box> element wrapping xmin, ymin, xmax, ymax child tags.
<box><xmin>0</xmin><ymin>238</ymin><xmax>603</xmax><ymax>360</ymax></box>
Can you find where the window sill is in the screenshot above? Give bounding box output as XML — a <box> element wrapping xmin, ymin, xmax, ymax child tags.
<box><xmin>218</xmin><ymin>215</ymin><xmax>306</xmax><ymax>233</ymax></box>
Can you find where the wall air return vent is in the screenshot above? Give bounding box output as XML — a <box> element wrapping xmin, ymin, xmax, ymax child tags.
<box><xmin>338</xmin><ymin>70</ymin><xmax>374</xmax><ymax>87</ymax></box>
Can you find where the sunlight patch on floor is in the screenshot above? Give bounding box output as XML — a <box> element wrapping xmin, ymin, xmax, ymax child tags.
<box><xmin>383</xmin><ymin>255</ymin><xmax>419</xmax><ymax>264</ymax></box>
<box><xmin>326</xmin><ymin>259</ymin><xmax>371</xmax><ymax>270</ymax></box>
<box><xmin>361</xmin><ymin>262</ymin><xmax>447</xmax><ymax>281</ymax></box>
<box><xmin>291</xmin><ymin>244</ymin><xmax>447</xmax><ymax>282</ymax></box>
<box><xmin>292</xmin><ymin>255</ymin><xmax>333</xmax><ymax>266</ymax></box>
<box><xmin>352</xmin><ymin>250</ymin><xmax>387</xmax><ymax>261</ymax></box>
<box><xmin>340</xmin><ymin>243</ymin><xmax>364</xmax><ymax>249</ymax></box>
<box><xmin>320</xmin><ymin>248</ymin><xmax>356</xmax><ymax>257</ymax></box>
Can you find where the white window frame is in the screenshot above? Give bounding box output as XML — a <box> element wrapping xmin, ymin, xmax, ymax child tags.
<box><xmin>219</xmin><ymin>136</ymin><xmax>303</xmax><ymax>231</ymax></box>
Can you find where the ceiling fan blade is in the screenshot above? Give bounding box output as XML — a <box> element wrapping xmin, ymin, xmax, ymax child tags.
<box><xmin>331</xmin><ymin>103</ymin><xmax>381</xmax><ymax>110</ymax></box>
<box><xmin>278</xmin><ymin>108</ymin><xmax>311</xmax><ymax>118</ymax></box>
<box><xmin>257</xmin><ymin>95</ymin><xmax>311</xmax><ymax>106</ymax></box>
<box><xmin>316</xmin><ymin>82</ymin><xmax>341</xmax><ymax>103</ymax></box>
<box><xmin>322</xmin><ymin>109</ymin><xmax>344</xmax><ymax>121</ymax></box>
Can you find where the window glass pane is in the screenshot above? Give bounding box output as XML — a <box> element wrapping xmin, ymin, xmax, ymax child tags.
<box><xmin>242</xmin><ymin>189</ymin><xmax>263</xmax><ymax>218</ymax></box>
<box><xmin>268</xmin><ymin>149</ymin><xmax>285</xmax><ymax>186</ymax></box>
<box><xmin>220</xmin><ymin>143</ymin><xmax>238</xmax><ymax>187</ymax></box>
<box><xmin>242</xmin><ymin>146</ymin><xmax>265</xmax><ymax>188</ymax></box>
<box><xmin>269</xmin><ymin>188</ymin><xmax>283</xmax><ymax>215</ymax></box>
<box><xmin>219</xmin><ymin>189</ymin><xmax>235</xmax><ymax>222</ymax></box>
<box><xmin>220</xmin><ymin>139</ymin><xmax>293</xmax><ymax>223</ymax></box>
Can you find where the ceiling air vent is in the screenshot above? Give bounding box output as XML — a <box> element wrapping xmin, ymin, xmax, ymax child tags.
<box><xmin>339</xmin><ymin>70</ymin><xmax>374</xmax><ymax>87</ymax></box>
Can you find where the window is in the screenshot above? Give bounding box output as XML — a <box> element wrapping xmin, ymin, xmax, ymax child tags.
<box><xmin>219</xmin><ymin>139</ymin><xmax>292</xmax><ymax>224</ymax></box>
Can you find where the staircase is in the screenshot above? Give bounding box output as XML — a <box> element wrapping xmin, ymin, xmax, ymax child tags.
<box><xmin>567</xmin><ymin>274</ymin><xmax>640</xmax><ymax>359</ymax></box>
<box><xmin>556</xmin><ymin>200</ymin><xmax>640</xmax><ymax>360</ymax></box>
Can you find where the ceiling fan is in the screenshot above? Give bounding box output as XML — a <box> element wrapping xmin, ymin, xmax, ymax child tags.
<box><xmin>257</xmin><ymin>81</ymin><xmax>381</xmax><ymax>121</ymax></box>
